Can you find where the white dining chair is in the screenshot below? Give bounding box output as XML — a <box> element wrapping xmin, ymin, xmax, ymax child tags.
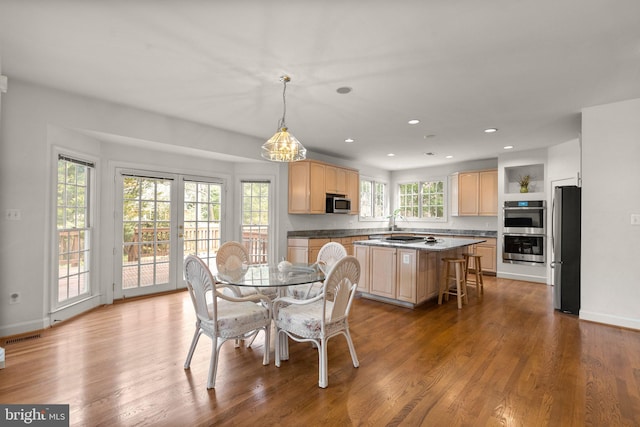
<box><xmin>183</xmin><ymin>255</ymin><xmax>271</xmax><ymax>389</ymax></box>
<box><xmin>273</xmin><ymin>256</ymin><xmax>360</xmax><ymax>388</ymax></box>
<box><xmin>288</xmin><ymin>241</ymin><xmax>347</xmax><ymax>299</ymax></box>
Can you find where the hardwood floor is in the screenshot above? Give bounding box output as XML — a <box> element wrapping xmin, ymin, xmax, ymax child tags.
<box><xmin>1</xmin><ymin>276</ymin><xmax>639</xmax><ymax>426</ymax></box>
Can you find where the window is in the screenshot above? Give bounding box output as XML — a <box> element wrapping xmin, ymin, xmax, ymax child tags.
<box><xmin>241</xmin><ymin>181</ymin><xmax>270</xmax><ymax>264</ymax></box>
<box><xmin>55</xmin><ymin>155</ymin><xmax>94</xmax><ymax>306</ymax></box>
<box><xmin>360</xmin><ymin>178</ymin><xmax>387</xmax><ymax>219</ymax></box>
<box><xmin>397</xmin><ymin>179</ymin><xmax>446</xmax><ymax>221</ymax></box>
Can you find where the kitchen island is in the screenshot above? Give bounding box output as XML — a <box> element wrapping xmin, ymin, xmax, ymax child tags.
<box><xmin>354</xmin><ymin>237</ymin><xmax>485</xmax><ymax>308</ymax></box>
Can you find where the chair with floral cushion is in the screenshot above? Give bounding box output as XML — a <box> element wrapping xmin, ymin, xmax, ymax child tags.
<box><xmin>273</xmin><ymin>255</ymin><xmax>360</xmax><ymax>388</ymax></box>
<box><xmin>288</xmin><ymin>241</ymin><xmax>347</xmax><ymax>299</ymax></box>
<box><xmin>216</xmin><ymin>241</ymin><xmax>278</xmax><ymax>300</ymax></box>
<box><xmin>183</xmin><ymin>255</ymin><xmax>271</xmax><ymax>389</ymax></box>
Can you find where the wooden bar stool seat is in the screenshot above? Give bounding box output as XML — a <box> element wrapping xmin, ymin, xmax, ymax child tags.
<box><xmin>439</xmin><ymin>258</ymin><xmax>468</xmax><ymax>309</ymax></box>
<box><xmin>463</xmin><ymin>253</ymin><xmax>484</xmax><ymax>295</ymax></box>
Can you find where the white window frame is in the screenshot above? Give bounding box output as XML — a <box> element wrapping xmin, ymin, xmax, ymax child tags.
<box><xmin>359</xmin><ymin>176</ymin><xmax>389</xmax><ymax>221</ymax></box>
<box><xmin>51</xmin><ymin>149</ymin><xmax>99</xmax><ymax>312</ymax></box>
<box><xmin>396</xmin><ymin>177</ymin><xmax>447</xmax><ymax>222</ymax></box>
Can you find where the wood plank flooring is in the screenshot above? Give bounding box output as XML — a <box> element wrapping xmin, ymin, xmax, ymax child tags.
<box><xmin>1</xmin><ymin>276</ymin><xmax>639</xmax><ymax>426</ymax></box>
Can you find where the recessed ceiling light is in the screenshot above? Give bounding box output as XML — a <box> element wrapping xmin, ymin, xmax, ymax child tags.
<box><xmin>345</xmin><ymin>138</ymin><xmax>355</xmax><ymax>143</ymax></box>
<box><xmin>484</xmin><ymin>128</ymin><xmax>498</xmax><ymax>133</ymax></box>
<box><xmin>336</xmin><ymin>86</ymin><xmax>352</xmax><ymax>94</ymax></box>
<box><xmin>503</xmin><ymin>145</ymin><xmax>514</xmax><ymax>150</ymax></box>
<box><xmin>408</xmin><ymin>119</ymin><xmax>420</xmax><ymax>125</ymax></box>
<box><xmin>445</xmin><ymin>155</ymin><xmax>453</xmax><ymax>159</ymax></box>
<box><xmin>387</xmin><ymin>153</ymin><xmax>395</xmax><ymax>157</ymax></box>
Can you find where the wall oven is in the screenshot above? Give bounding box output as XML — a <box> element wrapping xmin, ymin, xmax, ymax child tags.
<box><xmin>503</xmin><ymin>200</ymin><xmax>546</xmax><ymax>264</ymax></box>
<box><xmin>503</xmin><ymin>200</ymin><xmax>545</xmax><ymax>234</ymax></box>
<box><xmin>503</xmin><ymin>234</ymin><xmax>545</xmax><ymax>264</ymax></box>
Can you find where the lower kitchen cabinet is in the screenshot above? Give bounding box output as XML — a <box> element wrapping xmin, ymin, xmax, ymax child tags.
<box><xmin>397</xmin><ymin>248</ymin><xmax>417</xmax><ymax>302</ymax></box>
<box><xmin>471</xmin><ymin>238</ymin><xmax>497</xmax><ymax>274</ymax></box>
<box><xmin>370</xmin><ymin>247</ymin><xmax>397</xmax><ymax>299</ymax></box>
<box><xmin>354</xmin><ymin>244</ymin><xmax>369</xmax><ymax>293</ymax></box>
<box><xmin>287</xmin><ymin>238</ymin><xmax>330</xmax><ymax>263</ymax></box>
<box><xmin>363</xmin><ymin>246</ymin><xmax>440</xmax><ymax>306</ymax></box>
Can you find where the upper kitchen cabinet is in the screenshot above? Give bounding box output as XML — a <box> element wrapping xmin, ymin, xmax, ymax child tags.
<box><xmin>450</xmin><ymin>169</ymin><xmax>498</xmax><ymax>216</ymax></box>
<box><xmin>325</xmin><ymin>165</ymin><xmax>347</xmax><ymax>194</ymax></box>
<box><xmin>288</xmin><ymin>161</ymin><xmax>326</xmax><ymax>214</ymax></box>
<box><xmin>288</xmin><ymin>160</ymin><xmax>359</xmax><ymax>214</ymax></box>
<box><xmin>346</xmin><ymin>169</ymin><xmax>360</xmax><ymax>215</ymax></box>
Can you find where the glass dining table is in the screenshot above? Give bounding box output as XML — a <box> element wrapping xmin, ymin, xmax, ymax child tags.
<box><xmin>215</xmin><ymin>263</ymin><xmax>325</xmax><ymax>290</ymax></box>
<box><xmin>215</xmin><ymin>263</ymin><xmax>325</xmax><ymax>360</ymax></box>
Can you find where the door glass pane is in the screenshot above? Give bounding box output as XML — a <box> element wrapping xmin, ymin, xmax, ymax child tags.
<box><xmin>122</xmin><ymin>176</ymin><xmax>172</xmax><ymax>289</ymax></box>
<box><xmin>183</xmin><ymin>180</ymin><xmax>222</xmax><ymax>270</ymax></box>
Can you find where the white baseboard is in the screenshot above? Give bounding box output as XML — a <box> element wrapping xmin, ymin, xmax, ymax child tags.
<box><xmin>497</xmin><ymin>271</ymin><xmax>549</xmax><ymax>284</ymax></box>
<box><xmin>0</xmin><ymin>318</ymin><xmax>48</xmax><ymax>338</ymax></box>
<box><xmin>580</xmin><ymin>310</ymin><xmax>640</xmax><ymax>331</ymax></box>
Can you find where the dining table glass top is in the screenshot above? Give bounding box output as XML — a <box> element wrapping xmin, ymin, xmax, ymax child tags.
<box><xmin>215</xmin><ymin>263</ymin><xmax>325</xmax><ymax>288</ymax></box>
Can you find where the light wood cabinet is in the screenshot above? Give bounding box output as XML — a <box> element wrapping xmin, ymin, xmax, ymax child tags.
<box><xmin>288</xmin><ymin>161</ymin><xmax>326</xmax><ymax>214</ymax></box>
<box><xmin>346</xmin><ymin>169</ymin><xmax>360</xmax><ymax>215</ymax></box>
<box><xmin>354</xmin><ymin>244</ymin><xmax>370</xmax><ymax>292</ymax></box>
<box><xmin>325</xmin><ymin>165</ymin><xmax>347</xmax><ymax>195</ymax></box>
<box><xmin>450</xmin><ymin>169</ymin><xmax>498</xmax><ymax>216</ymax></box>
<box><xmin>458</xmin><ymin>172</ymin><xmax>479</xmax><ymax>215</ymax></box>
<box><xmin>472</xmin><ymin>238</ymin><xmax>497</xmax><ymax>274</ymax></box>
<box><xmin>355</xmin><ymin>244</ymin><xmax>457</xmax><ymax>306</ymax></box>
<box><xmin>397</xmin><ymin>249</ymin><xmax>417</xmax><ymax>302</ymax></box>
<box><xmin>479</xmin><ymin>170</ymin><xmax>498</xmax><ymax>216</ymax></box>
<box><xmin>288</xmin><ymin>160</ymin><xmax>359</xmax><ymax>214</ymax></box>
<box><xmin>369</xmin><ymin>247</ymin><xmax>397</xmax><ymax>299</ymax></box>
<box><xmin>286</xmin><ymin>237</ymin><xmax>330</xmax><ymax>263</ymax></box>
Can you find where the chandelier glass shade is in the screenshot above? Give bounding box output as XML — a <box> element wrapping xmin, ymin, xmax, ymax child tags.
<box><xmin>261</xmin><ymin>76</ymin><xmax>306</xmax><ymax>162</ymax></box>
<box><xmin>262</xmin><ymin>127</ymin><xmax>307</xmax><ymax>161</ymax></box>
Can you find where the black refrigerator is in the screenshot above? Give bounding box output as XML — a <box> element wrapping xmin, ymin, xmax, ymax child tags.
<box><xmin>551</xmin><ymin>185</ymin><xmax>581</xmax><ymax>314</ymax></box>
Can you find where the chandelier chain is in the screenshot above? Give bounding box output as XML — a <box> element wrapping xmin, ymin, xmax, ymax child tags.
<box><xmin>278</xmin><ymin>77</ymin><xmax>288</xmax><ymax>130</ymax></box>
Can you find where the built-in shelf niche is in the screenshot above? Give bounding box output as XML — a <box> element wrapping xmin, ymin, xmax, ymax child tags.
<box><xmin>504</xmin><ymin>164</ymin><xmax>544</xmax><ymax>194</ymax></box>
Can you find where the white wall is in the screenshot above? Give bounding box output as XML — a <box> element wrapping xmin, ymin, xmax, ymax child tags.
<box><xmin>0</xmin><ymin>80</ymin><xmax>280</xmax><ymax>336</ymax></box>
<box><xmin>390</xmin><ymin>158</ymin><xmax>499</xmax><ymax>232</ymax></box>
<box><xmin>581</xmin><ymin>98</ymin><xmax>640</xmax><ymax>330</ymax></box>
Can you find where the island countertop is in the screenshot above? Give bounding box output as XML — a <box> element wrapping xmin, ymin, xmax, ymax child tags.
<box><xmin>353</xmin><ymin>237</ymin><xmax>485</xmax><ymax>251</ymax></box>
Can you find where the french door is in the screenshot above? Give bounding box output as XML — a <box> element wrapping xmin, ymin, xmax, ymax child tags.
<box><xmin>115</xmin><ymin>170</ymin><xmax>224</xmax><ymax>298</ymax></box>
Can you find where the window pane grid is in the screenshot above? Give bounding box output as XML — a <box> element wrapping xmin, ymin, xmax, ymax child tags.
<box><xmin>241</xmin><ymin>182</ymin><xmax>269</xmax><ymax>264</ymax></box>
<box><xmin>398</xmin><ymin>180</ymin><xmax>445</xmax><ymax>220</ymax></box>
<box><xmin>56</xmin><ymin>158</ymin><xmax>92</xmax><ymax>304</ymax></box>
<box><xmin>122</xmin><ymin>177</ymin><xmax>172</xmax><ymax>289</ymax></box>
<box><xmin>183</xmin><ymin>181</ymin><xmax>222</xmax><ymax>268</ymax></box>
<box><xmin>360</xmin><ymin>179</ymin><xmax>387</xmax><ymax>219</ymax></box>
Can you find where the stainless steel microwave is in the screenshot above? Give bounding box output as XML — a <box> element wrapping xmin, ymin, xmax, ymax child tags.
<box><xmin>326</xmin><ymin>195</ymin><xmax>351</xmax><ymax>214</ymax></box>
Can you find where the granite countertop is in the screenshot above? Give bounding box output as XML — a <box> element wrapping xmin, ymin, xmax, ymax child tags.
<box><xmin>353</xmin><ymin>237</ymin><xmax>486</xmax><ymax>251</ymax></box>
<box><xmin>287</xmin><ymin>228</ymin><xmax>497</xmax><ymax>239</ymax></box>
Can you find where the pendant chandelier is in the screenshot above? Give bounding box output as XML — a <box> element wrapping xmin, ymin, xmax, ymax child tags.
<box><xmin>261</xmin><ymin>75</ymin><xmax>307</xmax><ymax>162</ymax></box>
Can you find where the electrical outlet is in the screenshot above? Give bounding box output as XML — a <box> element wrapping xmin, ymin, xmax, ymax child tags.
<box><xmin>5</xmin><ymin>209</ymin><xmax>21</xmax><ymax>220</ymax></box>
<box><xmin>9</xmin><ymin>292</ymin><xmax>21</xmax><ymax>304</ymax></box>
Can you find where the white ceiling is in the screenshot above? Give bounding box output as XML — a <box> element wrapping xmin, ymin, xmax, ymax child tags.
<box><xmin>1</xmin><ymin>0</ymin><xmax>639</xmax><ymax>170</ymax></box>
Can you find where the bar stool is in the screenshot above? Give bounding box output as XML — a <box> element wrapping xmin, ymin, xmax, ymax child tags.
<box><xmin>439</xmin><ymin>258</ymin><xmax>468</xmax><ymax>309</ymax></box>
<box><xmin>463</xmin><ymin>253</ymin><xmax>484</xmax><ymax>295</ymax></box>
